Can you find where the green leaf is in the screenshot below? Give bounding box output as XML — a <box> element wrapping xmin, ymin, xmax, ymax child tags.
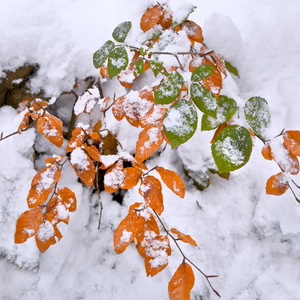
<box><xmin>149</xmin><ymin>60</ymin><xmax>164</xmax><ymax>77</ymax></box>
<box><xmin>163</xmin><ymin>99</ymin><xmax>198</xmax><ymax>149</ymax></box>
<box><xmin>132</xmin><ymin>59</ymin><xmax>144</xmax><ymax>75</ymax></box>
<box><xmin>244</xmin><ymin>96</ymin><xmax>271</xmax><ymax>140</ymax></box>
<box><xmin>93</xmin><ymin>40</ymin><xmax>115</xmax><ymax>69</ymax></box>
<box><xmin>191</xmin><ymin>65</ymin><xmax>214</xmax><ymax>82</ymax></box>
<box><xmin>201</xmin><ymin>95</ymin><xmax>237</xmax><ymax>131</ymax></box>
<box><xmin>172</xmin><ymin>4</ymin><xmax>197</xmax><ymax>28</ymax></box>
<box><xmin>154</xmin><ymin>72</ymin><xmax>184</xmax><ymax>104</ymax></box>
<box><xmin>211</xmin><ymin>125</ymin><xmax>252</xmax><ymax>173</ymax></box>
<box><xmin>107</xmin><ymin>47</ymin><xmax>128</xmax><ymax>78</ymax></box>
<box><xmin>190</xmin><ymin>82</ymin><xmax>217</xmax><ymax>117</ymax></box>
<box><xmin>225</xmin><ymin>61</ymin><xmax>239</xmax><ymax>77</ymax></box>
<box><xmin>112</xmin><ymin>21</ymin><xmax>132</xmax><ymax>43</ymax></box>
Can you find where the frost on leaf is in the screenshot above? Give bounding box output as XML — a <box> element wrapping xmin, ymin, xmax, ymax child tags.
<box><xmin>139</xmin><ymin>176</ymin><xmax>164</xmax><ymax>215</ymax></box>
<box><xmin>112</xmin><ymin>21</ymin><xmax>132</xmax><ymax>42</ymax></box>
<box><xmin>108</xmin><ymin>46</ymin><xmax>128</xmax><ymax>78</ymax></box>
<box><xmin>104</xmin><ymin>160</ymin><xmax>125</xmax><ymax>193</ymax></box>
<box><xmin>155</xmin><ymin>166</ymin><xmax>185</xmax><ymax>198</ymax></box>
<box><xmin>135</xmin><ymin>126</ymin><xmax>164</xmax><ymax>163</ymax></box>
<box><xmin>266</xmin><ymin>172</ymin><xmax>289</xmax><ymax>196</ymax></box>
<box><xmin>15</xmin><ymin>207</ymin><xmax>43</xmax><ymax>244</ymax></box>
<box><xmin>269</xmin><ymin>139</ymin><xmax>299</xmax><ymax>175</ymax></box>
<box><xmin>35</xmin><ymin>221</ymin><xmax>56</xmax><ymax>253</ymax></box>
<box><xmin>181</xmin><ymin>20</ymin><xmax>203</xmax><ymax>43</ymax></box>
<box><xmin>27</xmin><ymin>164</ymin><xmax>61</xmax><ymax>208</ymax></box>
<box><xmin>190</xmin><ymin>82</ymin><xmax>217</xmax><ymax>117</ymax></box>
<box><xmin>163</xmin><ymin>99</ymin><xmax>198</xmax><ymax>149</ymax></box>
<box><xmin>191</xmin><ymin>64</ymin><xmax>214</xmax><ymax>82</ymax></box>
<box><xmin>168</xmin><ymin>262</ymin><xmax>195</xmax><ymax>300</ymax></box>
<box><xmin>70</xmin><ymin>147</ymin><xmax>95</xmax><ymax>187</ymax></box>
<box><xmin>244</xmin><ymin>97</ymin><xmax>271</xmax><ymax>140</ymax></box>
<box><xmin>154</xmin><ymin>72</ymin><xmax>184</xmax><ymax>104</ymax></box>
<box><xmin>212</xmin><ymin>125</ymin><xmax>252</xmax><ymax>173</ymax></box>
<box><xmin>283</xmin><ymin>130</ymin><xmax>300</xmax><ymax>156</ymax></box>
<box><xmin>36</xmin><ymin>112</ymin><xmax>63</xmax><ymax>147</ymax></box>
<box><xmin>172</xmin><ymin>3</ymin><xmax>196</xmax><ymax>28</ymax></box>
<box><xmin>93</xmin><ymin>40</ymin><xmax>115</xmax><ymax>69</ymax></box>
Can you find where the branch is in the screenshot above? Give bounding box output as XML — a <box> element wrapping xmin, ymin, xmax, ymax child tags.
<box><xmin>152</xmin><ymin>209</ymin><xmax>220</xmax><ymax>298</ymax></box>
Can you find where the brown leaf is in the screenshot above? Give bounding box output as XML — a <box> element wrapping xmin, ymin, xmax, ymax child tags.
<box><xmin>266</xmin><ymin>172</ymin><xmax>289</xmax><ymax>196</ymax></box>
<box><xmin>104</xmin><ymin>160</ymin><xmax>125</xmax><ymax>193</ymax></box>
<box><xmin>210</xmin><ymin>51</ymin><xmax>227</xmax><ymax>77</ymax></box>
<box><xmin>155</xmin><ymin>166</ymin><xmax>185</xmax><ymax>198</ymax></box>
<box><xmin>15</xmin><ymin>207</ymin><xmax>43</xmax><ymax>244</ymax></box>
<box><xmin>181</xmin><ymin>20</ymin><xmax>204</xmax><ymax>43</ymax></box>
<box><xmin>70</xmin><ymin>147</ymin><xmax>95</xmax><ymax>187</ymax></box>
<box><xmin>168</xmin><ymin>262</ymin><xmax>195</xmax><ymax>300</ymax></box>
<box><xmin>160</xmin><ymin>9</ymin><xmax>172</xmax><ymax>29</ymax></box>
<box><xmin>135</xmin><ymin>126</ymin><xmax>164</xmax><ymax>163</ymax></box>
<box><xmin>18</xmin><ymin>111</ymin><xmax>39</xmax><ymax>131</ymax></box>
<box><xmin>170</xmin><ymin>228</ymin><xmax>198</xmax><ymax>248</ymax></box>
<box><xmin>283</xmin><ymin>130</ymin><xmax>300</xmax><ymax>156</ymax></box>
<box><xmin>100</xmin><ymin>96</ymin><xmax>112</xmax><ymax>112</ymax></box>
<box><xmin>139</xmin><ymin>176</ymin><xmax>164</xmax><ymax>215</ymax></box>
<box><xmin>121</xmin><ymin>167</ymin><xmax>143</xmax><ymax>189</ymax></box>
<box><xmin>140</xmin><ymin>5</ymin><xmax>162</xmax><ymax>32</ymax></box>
<box><xmin>27</xmin><ymin>164</ymin><xmax>61</xmax><ymax>208</ymax></box>
<box><xmin>36</xmin><ymin>112</ymin><xmax>64</xmax><ymax>147</ymax></box>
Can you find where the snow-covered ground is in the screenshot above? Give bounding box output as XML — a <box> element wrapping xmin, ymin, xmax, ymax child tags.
<box><xmin>1</xmin><ymin>0</ymin><xmax>300</xmax><ymax>299</ymax></box>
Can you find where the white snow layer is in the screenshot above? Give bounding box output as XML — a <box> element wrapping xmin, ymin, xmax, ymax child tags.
<box><xmin>1</xmin><ymin>0</ymin><xmax>300</xmax><ymax>300</ymax></box>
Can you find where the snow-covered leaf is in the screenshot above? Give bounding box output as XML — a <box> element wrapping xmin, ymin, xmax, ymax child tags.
<box><xmin>191</xmin><ymin>64</ymin><xmax>214</xmax><ymax>82</ymax></box>
<box><xmin>212</xmin><ymin>125</ymin><xmax>252</xmax><ymax>173</ymax></box>
<box><xmin>108</xmin><ymin>46</ymin><xmax>128</xmax><ymax>78</ymax></box>
<box><xmin>104</xmin><ymin>160</ymin><xmax>125</xmax><ymax>193</ymax></box>
<box><xmin>112</xmin><ymin>21</ymin><xmax>131</xmax><ymax>42</ymax></box>
<box><xmin>140</xmin><ymin>5</ymin><xmax>162</xmax><ymax>32</ymax></box>
<box><xmin>93</xmin><ymin>40</ymin><xmax>115</xmax><ymax>69</ymax></box>
<box><xmin>191</xmin><ymin>82</ymin><xmax>217</xmax><ymax>117</ymax></box>
<box><xmin>163</xmin><ymin>99</ymin><xmax>198</xmax><ymax>149</ymax></box>
<box><xmin>172</xmin><ymin>3</ymin><xmax>196</xmax><ymax>28</ymax></box>
<box><xmin>244</xmin><ymin>97</ymin><xmax>271</xmax><ymax>140</ymax></box>
<box><xmin>266</xmin><ymin>172</ymin><xmax>289</xmax><ymax>196</ymax></box>
<box><xmin>154</xmin><ymin>72</ymin><xmax>184</xmax><ymax>104</ymax></box>
<box><xmin>283</xmin><ymin>130</ymin><xmax>300</xmax><ymax>156</ymax></box>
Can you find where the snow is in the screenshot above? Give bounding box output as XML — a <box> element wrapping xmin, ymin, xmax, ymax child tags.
<box><xmin>1</xmin><ymin>0</ymin><xmax>300</xmax><ymax>299</ymax></box>
<box><xmin>70</xmin><ymin>148</ymin><xmax>90</xmax><ymax>172</ymax></box>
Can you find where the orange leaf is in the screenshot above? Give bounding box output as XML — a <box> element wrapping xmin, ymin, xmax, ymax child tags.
<box><xmin>121</xmin><ymin>167</ymin><xmax>143</xmax><ymax>189</ymax></box>
<box><xmin>155</xmin><ymin>166</ymin><xmax>185</xmax><ymax>198</ymax></box>
<box><xmin>100</xmin><ymin>96</ymin><xmax>112</xmax><ymax>112</ymax></box>
<box><xmin>66</xmin><ymin>126</ymin><xmax>88</xmax><ymax>153</ymax></box>
<box><xmin>140</xmin><ymin>5</ymin><xmax>162</xmax><ymax>32</ymax></box>
<box><xmin>266</xmin><ymin>172</ymin><xmax>289</xmax><ymax>196</ymax></box>
<box><xmin>36</xmin><ymin>112</ymin><xmax>64</xmax><ymax>147</ymax></box>
<box><xmin>261</xmin><ymin>143</ymin><xmax>273</xmax><ymax>160</ymax></box>
<box><xmin>135</xmin><ymin>126</ymin><xmax>164</xmax><ymax>163</ymax></box>
<box><xmin>139</xmin><ymin>176</ymin><xmax>164</xmax><ymax>215</ymax></box>
<box><xmin>168</xmin><ymin>262</ymin><xmax>195</xmax><ymax>300</ymax></box>
<box><xmin>210</xmin><ymin>51</ymin><xmax>227</xmax><ymax>77</ymax></box>
<box><xmin>144</xmin><ymin>235</ymin><xmax>171</xmax><ymax>277</ymax></box>
<box><xmin>44</xmin><ymin>155</ymin><xmax>64</xmax><ymax>165</ymax></box>
<box><xmin>104</xmin><ymin>160</ymin><xmax>125</xmax><ymax>193</ymax></box>
<box><xmin>112</xmin><ymin>95</ymin><xmax>125</xmax><ymax>121</ymax></box>
<box><xmin>100</xmin><ymin>64</ymin><xmax>109</xmax><ymax>78</ymax></box>
<box><xmin>31</xmin><ymin>99</ymin><xmax>48</xmax><ymax>111</ymax></box>
<box><xmin>70</xmin><ymin>147</ymin><xmax>95</xmax><ymax>187</ymax></box>
<box><xmin>283</xmin><ymin>130</ymin><xmax>300</xmax><ymax>156</ymax></box>
<box><xmin>201</xmin><ymin>58</ymin><xmax>222</xmax><ymax>100</ymax></box>
<box><xmin>123</xmin><ymin>90</ymin><xmax>154</xmax><ymax>127</ymax></box>
<box><xmin>170</xmin><ymin>228</ymin><xmax>198</xmax><ymax>248</ymax></box>
<box><xmin>270</xmin><ymin>142</ymin><xmax>299</xmax><ymax>175</ymax></box>
<box><xmin>17</xmin><ymin>99</ymin><xmax>31</xmax><ymax>113</ymax></box>
<box><xmin>160</xmin><ymin>9</ymin><xmax>172</xmax><ymax>29</ymax></box>
<box><xmin>88</xmin><ymin>132</ymin><xmax>101</xmax><ymax>142</ymax></box>
<box><xmin>114</xmin><ymin>202</ymin><xmax>142</xmax><ymax>254</ymax></box>
<box><xmin>15</xmin><ymin>207</ymin><xmax>43</xmax><ymax>244</ymax></box>
<box><xmin>140</xmin><ymin>106</ymin><xmax>168</xmax><ymax>128</ymax></box>
<box><xmin>81</xmin><ymin>144</ymin><xmax>102</xmax><ymax>162</ymax></box>
<box><xmin>18</xmin><ymin>111</ymin><xmax>39</xmax><ymax>131</ymax></box>
<box><xmin>181</xmin><ymin>20</ymin><xmax>204</xmax><ymax>43</ymax></box>
<box><xmin>35</xmin><ymin>221</ymin><xmax>56</xmax><ymax>253</ymax></box>
<box><xmin>27</xmin><ymin>164</ymin><xmax>61</xmax><ymax>208</ymax></box>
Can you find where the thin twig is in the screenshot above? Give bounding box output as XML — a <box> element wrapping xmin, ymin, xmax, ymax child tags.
<box><xmin>95</xmin><ymin>162</ymin><xmax>104</xmax><ymax>229</ymax></box>
<box><xmin>152</xmin><ymin>209</ymin><xmax>220</xmax><ymax>297</ymax></box>
<box><xmin>289</xmin><ymin>184</ymin><xmax>300</xmax><ymax>204</ymax></box>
